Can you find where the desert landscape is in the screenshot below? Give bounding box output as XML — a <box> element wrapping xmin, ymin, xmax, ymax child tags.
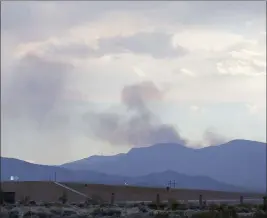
<box><xmin>2</xmin><ymin>1</ymin><xmax>266</xmax><ymax>217</ymax></box>
<box><xmin>1</xmin><ymin>201</ymin><xmax>267</xmax><ymax>218</ymax></box>
<box><xmin>1</xmin><ymin>181</ymin><xmax>267</xmax><ymax>218</ymax></box>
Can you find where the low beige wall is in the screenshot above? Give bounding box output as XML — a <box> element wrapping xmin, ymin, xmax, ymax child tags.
<box><xmin>1</xmin><ymin>181</ymin><xmax>264</xmax><ymax>203</ymax></box>
<box><xmin>1</xmin><ymin>182</ymin><xmax>87</xmax><ymax>202</ymax></box>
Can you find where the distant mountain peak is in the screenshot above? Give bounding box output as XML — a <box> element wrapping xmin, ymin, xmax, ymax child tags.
<box><xmin>129</xmin><ymin>142</ymin><xmax>187</xmax><ymax>152</ymax></box>
<box><xmin>60</xmin><ymin>139</ymin><xmax>265</xmax><ymax>192</ymax></box>
<box><xmin>1</xmin><ymin>156</ymin><xmax>250</xmax><ymax>192</ymax></box>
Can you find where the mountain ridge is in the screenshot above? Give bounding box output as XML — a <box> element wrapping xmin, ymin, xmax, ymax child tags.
<box><xmin>0</xmin><ymin>156</ymin><xmax>250</xmax><ymax>193</ymax></box>
<box><xmin>60</xmin><ymin>139</ymin><xmax>266</xmax><ymax>192</ymax></box>
<box><xmin>2</xmin><ymin>139</ymin><xmax>266</xmax><ymax>192</ymax></box>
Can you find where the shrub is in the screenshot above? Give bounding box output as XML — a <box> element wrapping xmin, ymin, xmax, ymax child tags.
<box><xmin>167</xmin><ymin>199</ymin><xmax>184</xmax><ymax>211</ymax></box>
<box><xmin>190</xmin><ymin>209</ymin><xmax>240</xmax><ymax>218</ymax></box>
<box><xmin>58</xmin><ymin>192</ymin><xmax>68</xmax><ymax>204</ymax></box>
<box><xmin>90</xmin><ymin>208</ymin><xmax>121</xmax><ymax>217</ymax></box>
<box><xmin>20</xmin><ymin>196</ymin><xmax>30</xmax><ymax>205</ymax></box>
<box><xmin>147</xmin><ymin>202</ymin><xmax>166</xmax><ymax>210</ymax></box>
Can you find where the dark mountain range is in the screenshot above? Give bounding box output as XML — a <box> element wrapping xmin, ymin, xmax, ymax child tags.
<box><xmin>1</xmin><ymin>157</ymin><xmax>247</xmax><ymax>192</ymax></box>
<box><xmin>61</xmin><ymin>139</ymin><xmax>266</xmax><ymax>192</ymax></box>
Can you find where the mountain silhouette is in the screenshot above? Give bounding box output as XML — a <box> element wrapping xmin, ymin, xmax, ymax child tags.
<box><xmin>1</xmin><ymin>157</ymin><xmax>248</xmax><ymax>192</ymax></box>
<box><xmin>61</xmin><ymin>140</ymin><xmax>266</xmax><ymax>191</ymax></box>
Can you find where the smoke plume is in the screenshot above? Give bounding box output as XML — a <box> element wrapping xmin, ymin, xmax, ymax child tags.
<box><xmin>202</xmin><ymin>128</ymin><xmax>228</xmax><ymax>146</ymax></box>
<box><xmin>2</xmin><ymin>54</ymin><xmax>71</xmax><ymax>126</ymax></box>
<box><xmin>1</xmin><ymin>54</ymin><xmax>74</xmax><ymax>164</ymax></box>
<box><xmin>83</xmin><ymin>81</ymin><xmax>186</xmax><ymax>146</ymax></box>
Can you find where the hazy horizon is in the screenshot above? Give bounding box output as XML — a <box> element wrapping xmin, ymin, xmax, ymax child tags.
<box><xmin>1</xmin><ymin>1</ymin><xmax>266</xmax><ymax>165</ymax></box>
<box><xmin>1</xmin><ymin>138</ymin><xmax>266</xmax><ymax>166</ymax></box>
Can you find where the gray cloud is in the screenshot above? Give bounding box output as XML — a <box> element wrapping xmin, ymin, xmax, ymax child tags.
<box><xmin>97</xmin><ymin>32</ymin><xmax>187</xmax><ymax>59</ymax></box>
<box><xmin>50</xmin><ymin>42</ymin><xmax>96</xmax><ymax>59</ymax></box>
<box><xmin>1</xmin><ymin>2</ymin><xmax>167</xmax><ymax>43</ymax></box>
<box><xmin>2</xmin><ymin>1</ymin><xmax>265</xmax><ymax>164</ymax></box>
<box><xmin>150</xmin><ymin>1</ymin><xmax>265</xmax><ymax>26</ymax></box>
<box><xmin>2</xmin><ymin>53</ymin><xmax>185</xmax><ymax>149</ymax></box>
<box><xmin>1</xmin><ymin>53</ymin><xmax>231</xmax><ymax>158</ymax></box>
<box><xmin>1</xmin><ymin>54</ymin><xmax>77</xmax><ymax>163</ymax></box>
<box><xmin>2</xmin><ymin>1</ymin><xmax>264</xmax><ymax>45</ymax></box>
<box><xmin>83</xmin><ymin>81</ymin><xmax>186</xmax><ymax>146</ymax></box>
<box><xmin>2</xmin><ymin>54</ymin><xmax>72</xmax><ymax>128</ymax></box>
<box><xmin>49</xmin><ymin>32</ymin><xmax>187</xmax><ymax>59</ymax></box>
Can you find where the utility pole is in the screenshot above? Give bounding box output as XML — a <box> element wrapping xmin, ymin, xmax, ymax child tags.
<box><xmin>172</xmin><ymin>180</ymin><xmax>176</xmax><ymax>188</ymax></box>
<box><xmin>168</xmin><ymin>180</ymin><xmax>176</xmax><ymax>188</ymax></box>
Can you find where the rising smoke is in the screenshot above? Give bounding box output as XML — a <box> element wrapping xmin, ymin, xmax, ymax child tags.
<box><xmin>2</xmin><ymin>54</ymin><xmax>71</xmax><ymax>127</ymax></box>
<box><xmin>1</xmin><ymin>54</ymin><xmax>74</xmax><ymax>163</ymax></box>
<box><xmin>83</xmin><ymin>81</ymin><xmax>186</xmax><ymax>146</ymax></box>
<box><xmin>202</xmin><ymin>128</ymin><xmax>228</xmax><ymax>146</ymax></box>
<box><xmin>2</xmin><ymin>54</ymin><xmax>226</xmax><ymax>161</ymax></box>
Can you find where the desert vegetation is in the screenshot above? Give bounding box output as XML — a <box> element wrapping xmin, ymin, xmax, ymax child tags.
<box><xmin>1</xmin><ymin>196</ymin><xmax>267</xmax><ymax>218</ymax></box>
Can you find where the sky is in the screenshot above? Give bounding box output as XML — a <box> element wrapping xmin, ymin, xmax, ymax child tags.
<box><xmin>1</xmin><ymin>1</ymin><xmax>266</xmax><ymax>165</ymax></box>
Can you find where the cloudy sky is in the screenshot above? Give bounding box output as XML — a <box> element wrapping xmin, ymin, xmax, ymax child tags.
<box><xmin>1</xmin><ymin>1</ymin><xmax>266</xmax><ymax>165</ymax></box>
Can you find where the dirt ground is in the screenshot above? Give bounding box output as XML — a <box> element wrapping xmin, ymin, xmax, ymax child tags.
<box><xmin>1</xmin><ymin>181</ymin><xmax>264</xmax><ymax>203</ymax></box>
